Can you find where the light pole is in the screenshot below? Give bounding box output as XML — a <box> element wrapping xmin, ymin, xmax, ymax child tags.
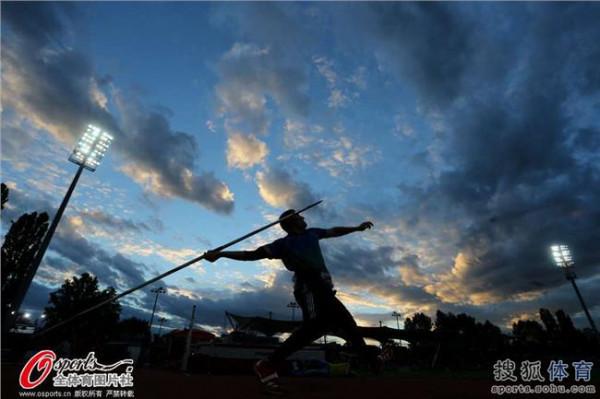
<box><xmin>158</xmin><ymin>317</ymin><xmax>167</xmax><ymax>337</ymax></box>
<box><xmin>551</xmin><ymin>244</ymin><xmax>598</xmax><ymax>334</ymax></box>
<box><xmin>181</xmin><ymin>305</ymin><xmax>196</xmax><ymax>372</ymax></box>
<box><xmin>3</xmin><ymin>125</ymin><xmax>113</xmax><ymax>333</ymax></box>
<box><xmin>149</xmin><ymin>287</ymin><xmax>167</xmax><ymax>341</ymax></box>
<box><xmin>287</xmin><ymin>302</ymin><xmax>299</xmax><ymax>321</ymax></box>
<box><xmin>392</xmin><ymin>311</ymin><xmax>402</xmax><ymax>330</ymax></box>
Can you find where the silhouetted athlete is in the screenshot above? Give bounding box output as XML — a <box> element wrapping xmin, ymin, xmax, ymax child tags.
<box><xmin>205</xmin><ymin>210</ymin><xmax>374</xmax><ymax>394</ymax></box>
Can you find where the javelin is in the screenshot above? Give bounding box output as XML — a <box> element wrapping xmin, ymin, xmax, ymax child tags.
<box><xmin>35</xmin><ymin>200</ymin><xmax>322</xmax><ymax>336</ymax></box>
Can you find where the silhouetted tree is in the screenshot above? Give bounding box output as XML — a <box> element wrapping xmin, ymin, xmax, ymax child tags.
<box><xmin>555</xmin><ymin>310</ymin><xmax>576</xmax><ymax>336</ymax></box>
<box><xmin>1</xmin><ymin>183</ymin><xmax>8</xmax><ymax>210</ymax></box>
<box><xmin>540</xmin><ymin>308</ymin><xmax>559</xmax><ymax>338</ymax></box>
<box><xmin>432</xmin><ymin>311</ymin><xmax>506</xmax><ymax>369</ymax></box>
<box><xmin>512</xmin><ymin>320</ymin><xmax>546</xmax><ymax>344</ymax></box>
<box><xmin>404</xmin><ymin>312</ymin><xmax>433</xmax><ymax>332</ymax></box>
<box><xmin>403</xmin><ymin>312</ymin><xmax>435</xmax><ymax>367</ymax></box>
<box><xmin>435</xmin><ymin>311</ymin><xmax>479</xmax><ymax>337</ymax></box>
<box><xmin>44</xmin><ymin>273</ymin><xmax>121</xmax><ymax>355</ymax></box>
<box><xmin>1</xmin><ymin>211</ymin><xmax>49</xmax><ymax>325</ymax></box>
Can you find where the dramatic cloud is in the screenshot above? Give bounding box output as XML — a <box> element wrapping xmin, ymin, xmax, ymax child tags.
<box><xmin>75</xmin><ymin>210</ymin><xmax>163</xmax><ymax>235</ymax></box>
<box><xmin>323</xmin><ymin>243</ymin><xmax>399</xmax><ymax>285</ymax></box>
<box><xmin>226</xmin><ymin>133</ymin><xmax>269</xmax><ymax>170</ymax></box>
<box><xmin>216</xmin><ymin>42</ymin><xmax>309</xmax><ymax>136</ymax></box>
<box><xmin>48</xmin><ymin>218</ymin><xmax>149</xmax><ymax>291</ymax></box>
<box><xmin>1</xmin><ymin>2</ymin><xmax>234</xmax><ymax>214</ymax></box>
<box><xmin>255</xmin><ymin>167</ymin><xmax>318</xmax><ymax>209</ymax></box>
<box><xmin>114</xmin><ymin>94</ymin><xmax>234</xmax><ymax>213</ymax></box>
<box><xmin>334</xmin><ymin>3</ymin><xmax>600</xmax><ymax>319</ymax></box>
<box><xmin>5</xmin><ymin>2</ymin><xmax>600</xmax><ymax>332</ymax></box>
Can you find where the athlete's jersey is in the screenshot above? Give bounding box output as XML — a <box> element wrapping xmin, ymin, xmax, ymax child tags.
<box><xmin>261</xmin><ymin>228</ymin><xmax>334</xmax><ymax>293</ymax></box>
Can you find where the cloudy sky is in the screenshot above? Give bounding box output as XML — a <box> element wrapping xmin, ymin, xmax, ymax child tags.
<box><xmin>2</xmin><ymin>2</ymin><xmax>599</xmax><ymax>336</ymax></box>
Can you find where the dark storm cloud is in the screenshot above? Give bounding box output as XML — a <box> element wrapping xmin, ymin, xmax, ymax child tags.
<box><xmin>365</xmin><ymin>2</ymin><xmax>480</xmax><ymax>107</ymax></box>
<box><xmin>48</xmin><ymin>221</ymin><xmax>148</xmax><ymax>290</ymax></box>
<box><xmin>114</xmin><ymin>94</ymin><xmax>234</xmax><ymax>214</ymax></box>
<box><xmin>0</xmin><ymin>186</ymin><xmax>55</xmax><ymax>226</ymax></box>
<box><xmin>349</xmin><ymin>3</ymin><xmax>600</xmax><ymax>314</ymax></box>
<box><xmin>323</xmin><ymin>242</ymin><xmax>440</xmax><ymax>311</ymax></box>
<box><xmin>1</xmin><ymin>2</ymin><xmax>118</xmax><ymax>143</ymax></box>
<box><xmin>322</xmin><ymin>243</ymin><xmax>398</xmax><ymax>284</ymax></box>
<box><xmin>79</xmin><ymin>209</ymin><xmax>163</xmax><ymax>234</ymax></box>
<box><xmin>2</xmin><ymin>185</ymin><xmax>162</xmax><ymax>241</ymax></box>
<box><xmin>1</xmin><ymin>186</ymin><xmax>152</xmax><ymax>292</ymax></box>
<box><xmin>353</xmin><ymin>3</ymin><xmax>600</xmax><ymax>108</ymax></box>
<box><xmin>1</xmin><ymin>2</ymin><xmax>234</xmax><ymax>214</ymax></box>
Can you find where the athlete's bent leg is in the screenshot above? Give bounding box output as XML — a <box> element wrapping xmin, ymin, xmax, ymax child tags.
<box><xmin>268</xmin><ymin>288</ymin><xmax>326</xmax><ymax>366</ymax></box>
<box><xmin>328</xmin><ymin>295</ymin><xmax>367</xmax><ymax>351</ymax></box>
<box><xmin>268</xmin><ymin>319</ymin><xmax>324</xmax><ymax>365</ymax></box>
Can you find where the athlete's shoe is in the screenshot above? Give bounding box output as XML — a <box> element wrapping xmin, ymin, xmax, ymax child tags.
<box><xmin>254</xmin><ymin>360</ymin><xmax>285</xmax><ymax>396</ymax></box>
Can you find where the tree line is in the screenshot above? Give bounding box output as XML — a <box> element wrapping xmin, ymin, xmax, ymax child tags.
<box><xmin>399</xmin><ymin>309</ymin><xmax>598</xmax><ymax>370</ymax></box>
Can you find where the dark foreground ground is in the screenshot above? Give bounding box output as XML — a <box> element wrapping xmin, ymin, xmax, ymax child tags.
<box><xmin>4</xmin><ymin>365</ymin><xmax>598</xmax><ymax>399</ymax></box>
<box><xmin>138</xmin><ymin>370</ymin><xmax>495</xmax><ymax>399</ymax></box>
<box><xmin>1</xmin><ymin>365</ymin><xmax>498</xmax><ymax>399</ymax></box>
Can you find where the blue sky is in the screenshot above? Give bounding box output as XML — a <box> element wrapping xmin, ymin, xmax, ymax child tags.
<box><xmin>2</xmin><ymin>2</ymin><xmax>599</xmax><ymax>336</ymax></box>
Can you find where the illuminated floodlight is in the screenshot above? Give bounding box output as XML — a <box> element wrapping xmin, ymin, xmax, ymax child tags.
<box><xmin>549</xmin><ymin>244</ymin><xmax>598</xmax><ymax>334</ymax></box>
<box><xmin>68</xmin><ymin>124</ymin><xmax>113</xmax><ymax>171</ymax></box>
<box><xmin>23</xmin><ymin>312</ymin><xmax>31</xmax><ymax>319</ymax></box>
<box><xmin>5</xmin><ymin>124</ymin><xmax>115</xmax><ymax>334</ymax></box>
<box><xmin>551</xmin><ymin>244</ymin><xmax>574</xmax><ymax>268</ymax></box>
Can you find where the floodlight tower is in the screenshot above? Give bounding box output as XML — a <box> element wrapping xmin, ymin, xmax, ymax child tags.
<box><xmin>551</xmin><ymin>244</ymin><xmax>598</xmax><ymax>334</ymax></box>
<box><xmin>149</xmin><ymin>287</ymin><xmax>167</xmax><ymax>342</ymax></box>
<box><xmin>158</xmin><ymin>317</ymin><xmax>167</xmax><ymax>337</ymax></box>
<box><xmin>3</xmin><ymin>125</ymin><xmax>113</xmax><ymax>333</ymax></box>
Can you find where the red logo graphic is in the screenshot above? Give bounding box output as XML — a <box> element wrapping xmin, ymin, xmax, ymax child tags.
<box><xmin>19</xmin><ymin>350</ymin><xmax>56</xmax><ymax>390</ymax></box>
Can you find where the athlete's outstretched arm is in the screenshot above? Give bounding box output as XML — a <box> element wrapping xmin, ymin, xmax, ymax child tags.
<box><xmin>322</xmin><ymin>221</ymin><xmax>373</xmax><ymax>238</ymax></box>
<box><xmin>204</xmin><ymin>247</ymin><xmax>268</xmax><ymax>263</ymax></box>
